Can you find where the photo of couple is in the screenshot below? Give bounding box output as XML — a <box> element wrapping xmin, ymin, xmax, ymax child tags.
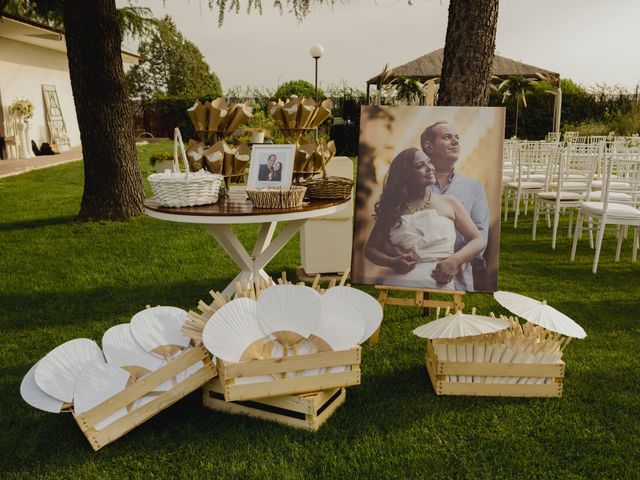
<box><xmin>258</xmin><ymin>154</ymin><xmax>283</xmax><ymax>182</ymax></box>
<box><xmin>351</xmin><ymin>106</ymin><xmax>504</xmax><ymax>293</ymax></box>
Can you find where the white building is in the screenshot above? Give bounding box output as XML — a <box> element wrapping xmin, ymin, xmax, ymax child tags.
<box><xmin>0</xmin><ymin>13</ymin><xmax>138</xmax><ymax>159</ymax></box>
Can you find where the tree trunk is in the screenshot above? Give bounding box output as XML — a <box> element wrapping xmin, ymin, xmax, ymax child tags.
<box><xmin>514</xmin><ymin>99</ymin><xmax>520</xmax><ymax>137</ymax></box>
<box><xmin>437</xmin><ymin>0</ymin><xmax>499</xmax><ymax>107</ymax></box>
<box><xmin>63</xmin><ymin>0</ymin><xmax>145</xmax><ymax>221</ymax></box>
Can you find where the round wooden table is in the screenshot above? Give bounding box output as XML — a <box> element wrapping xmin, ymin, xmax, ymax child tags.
<box><xmin>144</xmin><ymin>194</ymin><xmax>351</xmax><ymax>297</ymax></box>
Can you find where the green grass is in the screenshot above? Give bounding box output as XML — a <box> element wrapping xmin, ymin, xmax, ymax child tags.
<box><xmin>1</xmin><ymin>144</ymin><xmax>639</xmax><ymax>479</ymax></box>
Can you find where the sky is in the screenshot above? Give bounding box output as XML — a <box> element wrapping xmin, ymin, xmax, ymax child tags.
<box><xmin>119</xmin><ymin>0</ymin><xmax>640</xmax><ymax>94</ymax></box>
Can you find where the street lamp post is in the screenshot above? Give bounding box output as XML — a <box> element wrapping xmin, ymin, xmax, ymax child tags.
<box><xmin>309</xmin><ymin>44</ymin><xmax>324</xmax><ymax>101</ymax></box>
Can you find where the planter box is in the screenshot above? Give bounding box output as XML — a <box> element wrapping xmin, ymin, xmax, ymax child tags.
<box><xmin>217</xmin><ymin>347</ymin><xmax>361</xmax><ymax>402</ymax></box>
<box><xmin>425</xmin><ymin>340</ymin><xmax>564</xmax><ymax>397</ymax></box>
<box><xmin>203</xmin><ymin>378</ymin><xmax>345</xmax><ymax>431</ymax></box>
<box><xmin>74</xmin><ymin>344</ymin><xmax>217</xmax><ymax>451</ymax></box>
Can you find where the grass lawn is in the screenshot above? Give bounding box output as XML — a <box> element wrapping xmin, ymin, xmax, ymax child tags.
<box><xmin>1</xmin><ymin>143</ymin><xmax>639</xmax><ymax>479</ymax></box>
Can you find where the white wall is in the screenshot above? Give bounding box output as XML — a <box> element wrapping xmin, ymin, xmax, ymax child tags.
<box><xmin>0</xmin><ymin>37</ymin><xmax>80</xmax><ymax>147</ymax></box>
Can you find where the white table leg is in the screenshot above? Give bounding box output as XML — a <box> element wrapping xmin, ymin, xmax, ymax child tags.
<box><xmin>253</xmin><ymin>220</ymin><xmax>305</xmax><ymax>272</ymax></box>
<box><xmin>203</xmin><ymin>221</ymin><xmax>303</xmax><ymax>298</ymax></box>
<box><xmin>253</xmin><ymin>222</ymin><xmax>277</xmax><ymax>257</ymax></box>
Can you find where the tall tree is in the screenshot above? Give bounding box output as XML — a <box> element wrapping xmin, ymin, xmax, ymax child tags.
<box><xmin>437</xmin><ymin>0</ymin><xmax>499</xmax><ymax>106</ymax></box>
<box><xmin>4</xmin><ymin>0</ymin><xmax>156</xmax><ymax>220</ymax></box>
<box><xmin>126</xmin><ymin>16</ymin><xmax>222</xmax><ymax>100</ymax></box>
<box><xmin>63</xmin><ymin>0</ymin><xmax>145</xmax><ymax>220</ymax></box>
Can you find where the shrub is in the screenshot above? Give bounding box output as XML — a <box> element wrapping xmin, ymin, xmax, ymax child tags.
<box><xmin>273</xmin><ymin>80</ymin><xmax>324</xmax><ymax>100</ymax></box>
<box><xmin>149</xmin><ymin>151</ymin><xmax>173</xmax><ymax>166</ymax></box>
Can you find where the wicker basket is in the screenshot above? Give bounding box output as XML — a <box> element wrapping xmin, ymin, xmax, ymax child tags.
<box><xmin>303</xmin><ymin>176</ymin><xmax>354</xmax><ymax>200</ymax></box>
<box><xmin>246</xmin><ymin>186</ymin><xmax>307</xmax><ymax>209</ymax></box>
<box><xmin>148</xmin><ymin>128</ymin><xmax>223</xmax><ymax>207</ymax></box>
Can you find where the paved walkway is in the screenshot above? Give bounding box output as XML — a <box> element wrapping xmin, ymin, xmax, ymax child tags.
<box><xmin>0</xmin><ymin>146</ymin><xmax>83</xmax><ymax>179</ymax></box>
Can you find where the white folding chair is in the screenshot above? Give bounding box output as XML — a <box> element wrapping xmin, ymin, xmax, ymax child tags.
<box><xmin>504</xmin><ymin>141</ymin><xmax>557</xmax><ymax>228</ymax></box>
<box><xmin>532</xmin><ymin>144</ymin><xmax>599</xmax><ymax>249</ymax></box>
<box><xmin>570</xmin><ymin>152</ymin><xmax>640</xmax><ymax>273</ymax></box>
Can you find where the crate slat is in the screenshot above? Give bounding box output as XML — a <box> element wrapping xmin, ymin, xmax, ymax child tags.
<box><xmin>203</xmin><ymin>378</ymin><xmax>346</xmax><ymax>431</ymax></box>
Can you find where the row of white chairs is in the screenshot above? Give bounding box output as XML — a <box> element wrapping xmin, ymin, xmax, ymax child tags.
<box><xmin>502</xmin><ymin>138</ymin><xmax>640</xmax><ymax>272</ymax></box>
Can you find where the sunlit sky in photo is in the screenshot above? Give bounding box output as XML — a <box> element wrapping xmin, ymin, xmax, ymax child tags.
<box><xmin>119</xmin><ymin>0</ymin><xmax>640</xmax><ymax>93</ymax></box>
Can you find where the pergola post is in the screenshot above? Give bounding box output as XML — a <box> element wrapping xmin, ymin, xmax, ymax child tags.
<box><xmin>553</xmin><ymin>84</ymin><xmax>562</xmax><ymax>133</ymax></box>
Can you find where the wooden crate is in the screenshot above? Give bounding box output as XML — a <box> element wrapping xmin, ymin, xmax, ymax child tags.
<box><xmin>74</xmin><ymin>344</ymin><xmax>217</xmax><ymax>451</ymax></box>
<box><xmin>203</xmin><ymin>378</ymin><xmax>346</xmax><ymax>431</ymax></box>
<box><xmin>217</xmin><ymin>347</ymin><xmax>361</xmax><ymax>402</ymax></box>
<box><xmin>425</xmin><ymin>340</ymin><xmax>564</xmax><ymax>397</ymax></box>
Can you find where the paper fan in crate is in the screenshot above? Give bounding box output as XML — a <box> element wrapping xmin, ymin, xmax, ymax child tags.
<box><xmin>257</xmin><ymin>284</ymin><xmax>323</xmax><ymax>355</ymax></box>
<box><xmin>34</xmin><ymin>338</ymin><xmax>105</xmax><ymax>404</ymax></box>
<box><xmin>202</xmin><ymin>297</ymin><xmax>275</xmax><ymax>385</ymax></box>
<box><xmin>130</xmin><ymin>305</ymin><xmax>205</xmax><ymax>384</ymax></box>
<box><xmin>322</xmin><ymin>286</ymin><xmax>383</xmax><ymax>344</ymax></box>
<box><xmin>21</xmin><ymin>362</ymin><xmax>71</xmax><ymax>413</ymax></box>
<box><xmin>73</xmin><ymin>362</ymin><xmax>131</xmax><ymax>431</ymax></box>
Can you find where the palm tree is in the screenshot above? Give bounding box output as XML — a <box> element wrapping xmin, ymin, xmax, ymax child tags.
<box><xmin>392</xmin><ymin>77</ymin><xmax>425</xmax><ymax>105</ymax></box>
<box><xmin>497</xmin><ymin>76</ymin><xmax>538</xmax><ymax>137</ymax></box>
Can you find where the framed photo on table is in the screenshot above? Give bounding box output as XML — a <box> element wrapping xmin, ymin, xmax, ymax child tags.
<box><xmin>247</xmin><ymin>144</ymin><xmax>296</xmax><ymax>189</ymax></box>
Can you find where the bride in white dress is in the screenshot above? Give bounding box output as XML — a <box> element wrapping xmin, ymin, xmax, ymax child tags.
<box><xmin>364</xmin><ymin>148</ymin><xmax>485</xmax><ymax>290</ymax></box>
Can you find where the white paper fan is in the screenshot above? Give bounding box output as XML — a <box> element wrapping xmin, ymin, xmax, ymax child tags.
<box><xmin>256</xmin><ymin>285</ymin><xmax>322</xmax><ymax>344</ymax></box>
<box><xmin>73</xmin><ymin>362</ymin><xmax>130</xmax><ymax>431</ymax></box>
<box><xmin>322</xmin><ymin>286</ymin><xmax>383</xmax><ymax>343</ymax></box>
<box><xmin>412</xmin><ymin>312</ymin><xmax>510</xmax><ymax>339</ymax></box>
<box><xmin>34</xmin><ymin>338</ymin><xmax>105</xmax><ymax>403</ymax></box>
<box><xmin>20</xmin><ymin>362</ymin><xmax>66</xmax><ymax>413</ymax></box>
<box><xmin>202</xmin><ymin>298</ymin><xmax>266</xmax><ymax>362</ymax></box>
<box><xmin>314</xmin><ymin>296</ymin><xmax>365</xmax><ymax>351</ymax></box>
<box><xmin>130</xmin><ymin>306</ymin><xmax>190</xmax><ymax>356</ymax></box>
<box><xmin>102</xmin><ymin>324</ymin><xmax>164</xmax><ymax>374</ymax></box>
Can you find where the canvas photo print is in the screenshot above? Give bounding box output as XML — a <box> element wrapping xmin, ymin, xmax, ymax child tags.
<box><xmin>351</xmin><ymin>106</ymin><xmax>505</xmax><ymax>293</ymax></box>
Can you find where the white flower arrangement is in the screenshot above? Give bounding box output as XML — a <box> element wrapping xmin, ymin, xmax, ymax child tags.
<box><xmin>9</xmin><ymin>98</ymin><xmax>34</xmax><ymax>119</ymax></box>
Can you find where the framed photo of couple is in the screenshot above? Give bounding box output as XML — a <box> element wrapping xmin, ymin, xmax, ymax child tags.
<box><xmin>246</xmin><ymin>144</ymin><xmax>296</xmax><ymax>189</ymax></box>
<box><xmin>350</xmin><ymin>106</ymin><xmax>505</xmax><ymax>293</ymax></box>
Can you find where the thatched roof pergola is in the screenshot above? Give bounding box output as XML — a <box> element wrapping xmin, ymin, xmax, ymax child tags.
<box><xmin>366</xmin><ymin>49</ymin><xmax>562</xmax><ymax>131</ymax></box>
<box><xmin>367</xmin><ymin>48</ymin><xmax>558</xmax><ymax>85</ymax></box>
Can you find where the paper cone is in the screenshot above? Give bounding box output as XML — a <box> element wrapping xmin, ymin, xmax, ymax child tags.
<box><xmin>282</xmin><ymin>98</ymin><xmax>300</xmax><ymax>129</ymax></box>
<box><xmin>204</xmin><ymin>142</ymin><xmax>225</xmax><ymax>174</ymax></box>
<box><xmin>186</xmin><ymin>139</ymin><xmax>205</xmax><ymax>172</ymax></box>
<box><xmin>298</xmin><ymin>97</ymin><xmax>316</xmax><ymax>129</ymax></box>
<box><xmin>294</xmin><ymin>147</ymin><xmax>311</xmax><ymax>173</ymax></box>
<box><xmin>308</xmin><ymin>99</ymin><xmax>333</xmax><ymax>128</ymax></box>
<box><xmin>208</xmin><ymin>97</ymin><xmax>228</xmax><ymax>138</ymax></box>
<box><xmin>269</xmin><ymin>100</ymin><xmax>287</xmax><ymax>130</ymax></box>
<box><xmin>223</xmin><ymin>142</ymin><xmax>235</xmax><ymax>177</ymax></box>
<box><xmin>226</xmin><ymin>100</ymin><xmax>254</xmax><ymax>135</ymax></box>
<box><xmin>233</xmin><ymin>142</ymin><xmax>251</xmax><ymax>176</ymax></box>
<box><xmin>187</xmin><ymin>101</ymin><xmax>208</xmax><ymax>136</ymax></box>
<box><xmin>220</xmin><ymin>103</ymin><xmax>238</xmax><ymax>135</ymax></box>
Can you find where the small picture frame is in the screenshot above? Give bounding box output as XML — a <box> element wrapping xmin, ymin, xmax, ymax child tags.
<box><xmin>247</xmin><ymin>144</ymin><xmax>296</xmax><ymax>189</ymax></box>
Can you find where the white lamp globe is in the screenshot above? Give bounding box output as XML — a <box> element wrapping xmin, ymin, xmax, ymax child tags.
<box><xmin>309</xmin><ymin>44</ymin><xmax>324</xmax><ymax>59</ymax></box>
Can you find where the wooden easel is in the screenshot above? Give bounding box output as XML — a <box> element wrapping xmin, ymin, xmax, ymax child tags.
<box><xmin>369</xmin><ymin>285</ymin><xmax>465</xmax><ymax>345</ymax></box>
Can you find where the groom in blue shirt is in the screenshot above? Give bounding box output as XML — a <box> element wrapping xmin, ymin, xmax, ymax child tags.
<box><xmin>421</xmin><ymin>122</ymin><xmax>489</xmax><ymax>291</ymax></box>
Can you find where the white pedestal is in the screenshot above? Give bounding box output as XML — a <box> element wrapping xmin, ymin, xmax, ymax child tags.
<box><xmin>15</xmin><ymin>119</ymin><xmax>34</xmax><ymax>159</ymax></box>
